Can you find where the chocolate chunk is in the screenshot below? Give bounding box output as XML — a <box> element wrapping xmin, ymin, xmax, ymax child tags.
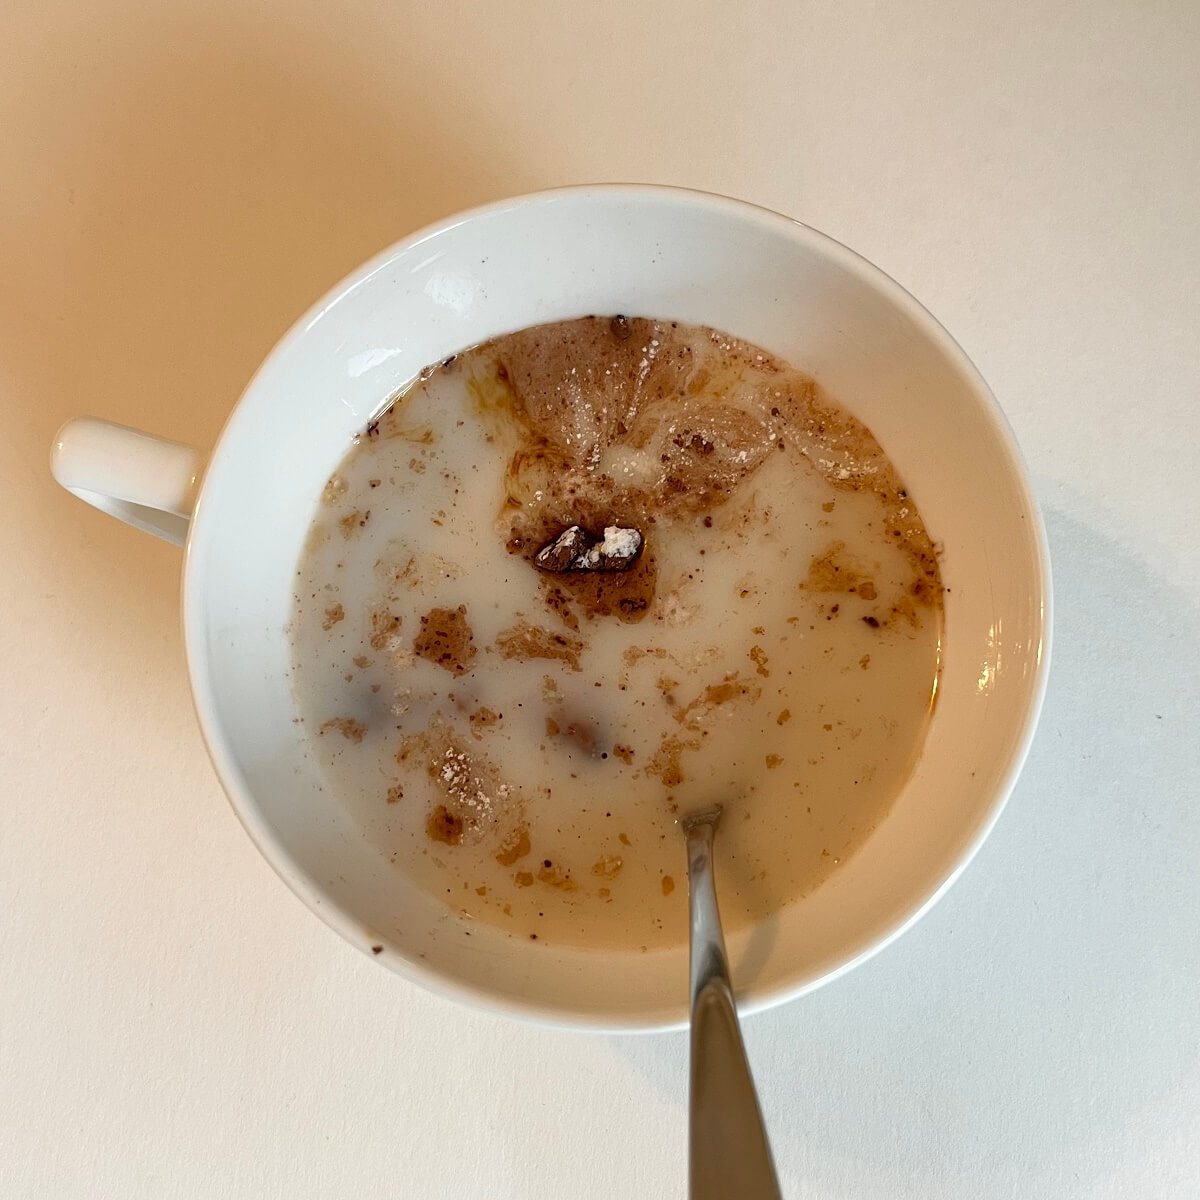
<box><xmin>573</xmin><ymin>526</ymin><xmax>643</xmax><ymax>571</ymax></box>
<box><xmin>534</xmin><ymin>525</ymin><xmax>590</xmax><ymax>571</ymax></box>
<box><xmin>534</xmin><ymin>525</ymin><xmax>643</xmax><ymax>573</ymax></box>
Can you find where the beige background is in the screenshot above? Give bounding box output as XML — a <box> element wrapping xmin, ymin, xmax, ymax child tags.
<box><xmin>3</xmin><ymin>1</ymin><xmax>1199</xmax><ymax>1196</ymax></box>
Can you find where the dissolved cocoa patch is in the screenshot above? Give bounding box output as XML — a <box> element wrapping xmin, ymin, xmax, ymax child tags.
<box><xmin>413</xmin><ymin>605</ymin><xmax>476</xmax><ymax>675</ymax></box>
<box><xmin>494</xmin><ymin>621</ymin><xmax>584</xmax><ymax>671</ymax></box>
<box><xmin>427</xmin><ymin>805</ymin><xmax>464</xmax><ymax>844</ymax></box>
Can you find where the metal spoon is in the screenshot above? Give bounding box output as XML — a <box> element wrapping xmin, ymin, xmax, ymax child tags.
<box><xmin>683</xmin><ymin>807</ymin><xmax>782</xmax><ymax>1200</ymax></box>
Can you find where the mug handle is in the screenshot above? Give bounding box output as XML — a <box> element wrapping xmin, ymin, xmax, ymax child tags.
<box><xmin>51</xmin><ymin>417</ymin><xmax>207</xmax><ymax>546</ymax></box>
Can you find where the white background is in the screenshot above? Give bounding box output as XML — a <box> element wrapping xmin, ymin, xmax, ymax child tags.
<box><xmin>2</xmin><ymin>1</ymin><xmax>1198</xmax><ymax>1196</ymax></box>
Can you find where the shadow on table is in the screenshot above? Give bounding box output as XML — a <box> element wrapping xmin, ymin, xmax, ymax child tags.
<box><xmin>0</xmin><ymin>8</ymin><xmax>525</xmax><ymax>711</ymax></box>
<box><xmin>609</xmin><ymin>498</ymin><xmax>1200</xmax><ymax>1198</ymax></box>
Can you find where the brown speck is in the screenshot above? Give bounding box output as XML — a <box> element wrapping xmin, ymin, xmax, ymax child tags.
<box><xmin>612</xmin><ymin>743</ymin><xmax>635</xmax><ymax>764</ymax></box>
<box><xmin>661</xmin><ymin>875</ymin><xmax>675</xmax><ymax>896</ymax></box>
<box><xmin>618</xmin><ymin>832</ymin><xmax>631</xmax><ymax>847</ymax></box>
<box><xmin>777</xmin><ymin>709</ymin><xmax>791</xmax><ymax>725</ymax></box>
<box><xmin>860</xmin><ymin>654</ymin><xmax>871</xmax><ymax>669</ymax></box>
<box><xmin>386</xmin><ymin>784</ymin><xmax>404</xmax><ymax>804</ymax></box>
<box><xmin>321</xmin><ymin>603</ymin><xmax>344</xmax><ymax>630</ymax></box>
<box><xmin>749</xmin><ymin>645</ymin><xmax>770</xmax><ymax>677</ymax></box>
<box><xmin>766</xmin><ymin>754</ymin><xmax>783</xmax><ymax>768</ymax></box>
<box><xmin>371</xmin><ymin>945</ymin><xmax>383</xmax><ymax>955</ymax></box>
<box><xmin>514</xmin><ymin>871</ymin><xmax>534</xmax><ymax>888</ymax></box>
<box><xmin>352</xmin><ymin>654</ymin><xmax>371</xmax><ymax>669</ymax></box>
<box><xmin>592</xmin><ymin>855</ymin><xmax>623</xmax><ymax>878</ymax></box>
<box><xmin>863</xmin><ymin>615</ymin><xmax>880</xmax><ymax>628</ymax></box>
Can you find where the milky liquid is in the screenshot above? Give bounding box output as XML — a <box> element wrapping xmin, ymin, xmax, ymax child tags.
<box><xmin>289</xmin><ymin>317</ymin><xmax>943</xmax><ymax>951</ymax></box>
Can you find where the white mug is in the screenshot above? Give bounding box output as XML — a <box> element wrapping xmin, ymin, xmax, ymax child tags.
<box><xmin>51</xmin><ymin>186</ymin><xmax>1051</xmax><ymax>1031</ymax></box>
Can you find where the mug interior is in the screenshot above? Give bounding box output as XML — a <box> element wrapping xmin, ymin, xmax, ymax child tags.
<box><xmin>184</xmin><ymin>187</ymin><xmax>1049</xmax><ymax>1030</ymax></box>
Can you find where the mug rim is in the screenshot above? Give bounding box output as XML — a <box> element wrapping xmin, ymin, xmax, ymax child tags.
<box><xmin>181</xmin><ymin>184</ymin><xmax>1053</xmax><ymax>1032</ymax></box>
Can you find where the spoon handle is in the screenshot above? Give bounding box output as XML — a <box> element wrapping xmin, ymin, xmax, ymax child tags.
<box><xmin>686</xmin><ymin>816</ymin><xmax>783</xmax><ymax>1200</ymax></box>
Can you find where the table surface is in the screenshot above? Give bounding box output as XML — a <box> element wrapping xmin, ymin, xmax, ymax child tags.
<box><xmin>3</xmin><ymin>1</ymin><xmax>1198</xmax><ymax>1196</ymax></box>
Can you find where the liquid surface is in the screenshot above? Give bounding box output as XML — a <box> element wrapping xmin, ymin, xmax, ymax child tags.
<box><xmin>289</xmin><ymin>317</ymin><xmax>943</xmax><ymax>950</ymax></box>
